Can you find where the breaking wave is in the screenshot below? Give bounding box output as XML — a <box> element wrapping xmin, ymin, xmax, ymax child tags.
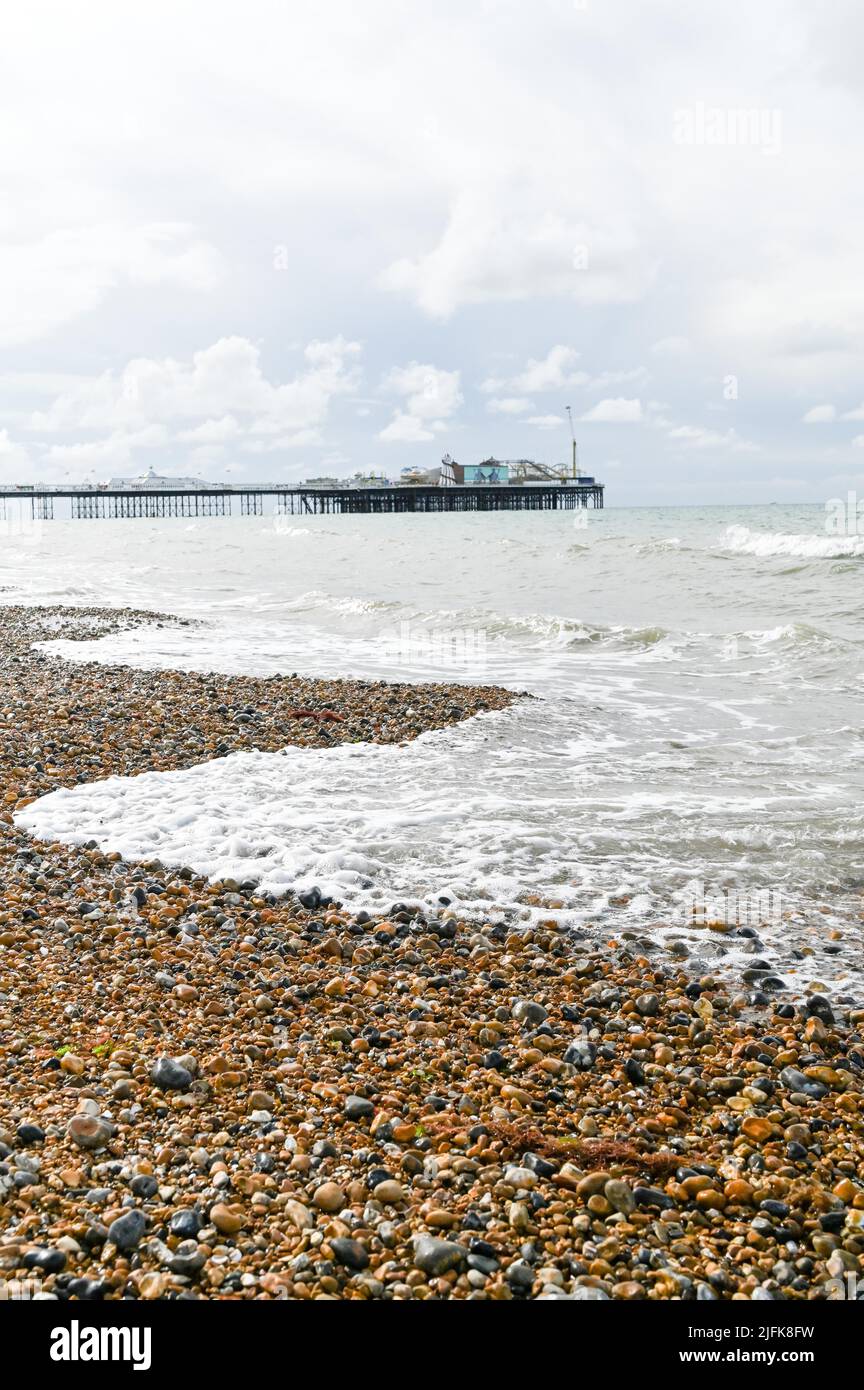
<box><xmin>722</xmin><ymin>525</ymin><xmax>864</xmax><ymax>559</ymax></box>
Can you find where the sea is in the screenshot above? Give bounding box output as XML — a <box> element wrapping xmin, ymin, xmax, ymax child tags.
<box><xmin>4</xmin><ymin>501</ymin><xmax>864</xmax><ymax>999</ymax></box>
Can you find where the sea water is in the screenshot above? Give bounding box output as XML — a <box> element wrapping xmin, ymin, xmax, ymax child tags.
<box><xmin>6</xmin><ymin>502</ymin><xmax>864</xmax><ymax>995</ymax></box>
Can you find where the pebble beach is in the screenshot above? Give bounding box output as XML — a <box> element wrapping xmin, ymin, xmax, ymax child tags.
<box><xmin>1</xmin><ymin>605</ymin><xmax>863</xmax><ymax>1302</ymax></box>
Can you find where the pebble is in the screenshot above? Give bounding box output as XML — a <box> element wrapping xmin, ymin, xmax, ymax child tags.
<box><xmin>635</xmin><ymin>993</ymin><xmax>659</xmax><ymax>1016</ymax></box>
<box><xmin>169</xmin><ymin>1242</ymin><xmax>206</xmax><ymax>1277</ymax></box>
<box><xmin>66</xmin><ymin>1115</ymin><xmax>112</xmax><ymax>1151</ymax></box>
<box><xmin>107</xmin><ymin>1210</ymin><xmax>148</xmax><ymax>1252</ymax></box>
<box><xmin>344</xmin><ymin>1095</ymin><xmax>375</xmax><ymax>1121</ymax></box>
<box><xmin>313</xmin><ymin>1183</ymin><xmax>345</xmax><ymax>1213</ymax></box>
<box><xmin>373</xmin><ymin>1180</ymin><xmax>406</xmax><ymax>1204</ymax></box>
<box><xmin>169</xmin><ymin>1208</ymin><xmax>203</xmax><ymax>1240</ymax></box>
<box><xmin>330</xmin><ymin>1238</ymin><xmax>370</xmax><ymax>1271</ymax></box>
<box><xmin>210</xmin><ymin>1203</ymin><xmax>245</xmax><ymax>1235</ymax></box>
<box><xmin>604</xmin><ymin>1179</ymin><xmax>635</xmax><ymax>1215</ymax></box>
<box><xmin>150</xmin><ymin>1057</ymin><xmax>193</xmax><ymax>1092</ymax></box>
<box><xmin>779</xmin><ymin>1066</ymin><xmax>828</xmax><ymax>1100</ymax></box>
<box><xmin>413</xmin><ymin>1237</ymin><xmax>467</xmax><ymax>1276</ymax></box>
<box><xmin>512</xmin><ymin>999</ymin><xmax>547</xmax><ymax>1026</ymax></box>
<box><xmin>23</xmin><ymin>1247</ymin><xmax>66</xmax><ymax>1274</ymax></box>
<box><xmin>16</xmin><ymin>1123</ymin><xmax>45</xmax><ymax>1146</ymax></box>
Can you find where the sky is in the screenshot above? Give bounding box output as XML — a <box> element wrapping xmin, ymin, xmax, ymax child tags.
<box><xmin>1</xmin><ymin>0</ymin><xmax>863</xmax><ymax>504</ymax></box>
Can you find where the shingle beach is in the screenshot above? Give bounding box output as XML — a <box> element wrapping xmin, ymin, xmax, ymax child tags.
<box><xmin>1</xmin><ymin>607</ymin><xmax>862</xmax><ymax>1302</ymax></box>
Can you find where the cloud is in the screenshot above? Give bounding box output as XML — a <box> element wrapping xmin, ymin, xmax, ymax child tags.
<box><xmin>511</xmin><ymin>346</ymin><xmax>586</xmax><ymax>394</ymax></box>
<box><xmin>0</xmin><ymin>1</ymin><xmax>861</xmax><ymax>499</ymax></box>
<box><xmin>706</xmin><ymin>244</ymin><xmax>864</xmax><ymax>384</ymax></box>
<box><xmin>378</xmin><ymin>413</ymin><xmax>438</xmax><ymax>443</ymax></box>
<box><xmin>525</xmin><ymin>414</ymin><xmax>566</xmax><ymax>430</ymax></box>
<box><xmin>379</xmin><ymin>361</ymin><xmax>462</xmax><ymax>442</ymax></box>
<box><xmin>0</xmin><ymin>224</ymin><xmax>225</xmax><ymax>349</ymax></box>
<box><xmin>666</xmin><ymin>423</ymin><xmax>758</xmax><ymax>452</ymax></box>
<box><xmin>487</xmin><ymin>396</ymin><xmax>533</xmax><ymax>415</ymax></box>
<box><xmin>802</xmin><ymin>404</ymin><xmax>836</xmax><ymax>422</ymax></box>
<box><xmin>0</xmin><ymin>429</ymin><xmax>31</xmax><ymax>482</ymax></box>
<box><xmin>651</xmin><ymin>336</ymin><xmax>691</xmax><ymax>358</ymax></box>
<box><xmin>381</xmin><ymin>188</ymin><xmax>655</xmax><ymax>319</ymax></box>
<box><xmin>841</xmin><ymin>403</ymin><xmax>864</xmax><ymax>420</ymax></box>
<box><xmin>240</xmin><ymin>429</ymin><xmax>323</xmax><ymax>452</ymax></box>
<box><xmin>32</xmin><ymin>336</ymin><xmax>362</xmax><ymax>436</ymax></box>
<box><xmin>580</xmin><ymin>398</ymin><xmax>643</xmax><ymax>423</ymax></box>
<box><xmin>178</xmin><ymin>415</ymin><xmax>242</xmax><ymax>443</ymax></box>
<box><xmin>381</xmin><ymin>362</ymin><xmax>462</xmax><ymax>419</ymax></box>
<box><xmin>483</xmin><ymin>347</ymin><xmax>645</xmax><ymax>404</ymax></box>
<box><xmin>42</xmin><ymin>425</ymin><xmax>169</xmax><ymax>474</ymax></box>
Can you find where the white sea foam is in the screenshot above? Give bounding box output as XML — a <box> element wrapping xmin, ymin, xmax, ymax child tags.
<box><xmin>5</xmin><ymin>502</ymin><xmax>864</xmax><ymax>991</ymax></box>
<box><xmin>722</xmin><ymin>525</ymin><xmax>864</xmax><ymax>559</ymax></box>
<box><xmin>15</xmin><ymin>691</ymin><xmax>864</xmax><ymax>978</ymax></box>
<box><xmin>15</xmin><ymin>717</ymin><xmax>579</xmax><ymax>919</ymax></box>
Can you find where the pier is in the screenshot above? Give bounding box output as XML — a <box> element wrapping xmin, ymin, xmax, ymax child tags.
<box><xmin>0</xmin><ymin>482</ymin><xmax>604</xmax><ymax>519</ymax></box>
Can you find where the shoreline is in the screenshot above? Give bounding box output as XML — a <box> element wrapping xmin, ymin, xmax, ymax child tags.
<box><xmin>1</xmin><ymin>606</ymin><xmax>862</xmax><ymax>1301</ymax></box>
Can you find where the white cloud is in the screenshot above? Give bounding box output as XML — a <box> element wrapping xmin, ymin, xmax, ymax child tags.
<box><xmin>241</xmin><ymin>429</ymin><xmax>323</xmax><ymax>452</ymax></box>
<box><xmin>525</xmin><ymin>414</ymin><xmax>565</xmax><ymax>430</ymax></box>
<box><xmin>580</xmin><ymin>398</ymin><xmax>643</xmax><ymax>423</ymax></box>
<box><xmin>42</xmin><ymin>425</ymin><xmax>169</xmax><ymax>474</ymax></box>
<box><xmin>651</xmin><ymin>337</ymin><xmax>691</xmax><ymax>358</ymax></box>
<box><xmin>0</xmin><ymin>1</ymin><xmax>860</xmax><ymax>498</ymax></box>
<box><xmin>0</xmin><ymin>429</ymin><xmax>31</xmax><ymax>482</ymax></box>
<box><xmin>0</xmin><ymin>224</ymin><xmax>225</xmax><ymax>349</ymax></box>
<box><xmin>841</xmin><ymin>403</ymin><xmax>864</xmax><ymax>420</ymax></box>
<box><xmin>381</xmin><ymin>187</ymin><xmax>655</xmax><ymax>319</ymax></box>
<box><xmin>591</xmin><ymin>367</ymin><xmax>649</xmax><ymax>391</ymax></box>
<box><xmin>802</xmin><ymin>404</ymin><xmax>836</xmax><ymax>422</ymax></box>
<box><xmin>512</xmin><ymin>346</ymin><xmax>586</xmax><ymax>394</ymax></box>
<box><xmin>0</xmin><ymin>372</ymin><xmax>95</xmax><ymax>397</ymax></box>
<box><xmin>32</xmin><ymin>336</ymin><xmax>362</xmax><ymax>436</ymax></box>
<box><xmin>379</xmin><ymin>413</ymin><xmax>437</xmax><ymax>444</ymax></box>
<box><xmin>705</xmin><ymin>242</ymin><xmax>864</xmax><ymax>386</ymax></box>
<box><xmin>487</xmin><ymin>396</ymin><xmax>533</xmax><ymax>415</ymax></box>
<box><xmin>381</xmin><ymin>362</ymin><xmax>462</xmax><ymax>419</ymax></box>
<box><xmin>178</xmin><ymin>415</ymin><xmax>242</xmax><ymax>443</ymax></box>
<box><xmin>379</xmin><ymin>361</ymin><xmax>462</xmax><ymax>442</ymax></box>
<box><xmin>666</xmin><ymin>423</ymin><xmax>758</xmax><ymax>452</ymax></box>
<box><xmin>483</xmin><ymin>347</ymin><xmax>645</xmax><ymax>405</ymax></box>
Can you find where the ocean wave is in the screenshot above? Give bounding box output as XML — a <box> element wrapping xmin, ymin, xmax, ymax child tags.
<box><xmin>287</xmin><ymin>591</ymin><xmax>404</xmax><ymax>617</ymax></box>
<box><xmin>636</xmin><ymin>536</ymin><xmax>685</xmax><ymax>553</ymax></box>
<box><xmin>721</xmin><ymin>525</ymin><xmax>864</xmax><ymax>559</ymax></box>
<box><xmin>279</xmin><ymin>593</ymin><xmax>674</xmax><ymax>652</ymax></box>
<box><xmin>744</xmin><ymin>621</ymin><xmax>848</xmax><ymax>652</ymax></box>
<box><xmin>455</xmin><ymin>611</ymin><xmax>671</xmax><ymax>650</ymax></box>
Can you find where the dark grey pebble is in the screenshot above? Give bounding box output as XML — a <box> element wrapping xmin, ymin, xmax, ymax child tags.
<box><xmin>130</xmin><ymin>1175</ymin><xmax>159</xmax><ymax>1198</ymax></box>
<box><xmin>150</xmin><ymin>1057</ymin><xmax>193</xmax><ymax>1091</ymax></box>
<box><xmin>169</xmin><ymin>1208</ymin><xmax>203</xmax><ymax>1240</ymax></box>
<box><xmin>16</xmin><ymin>1124</ymin><xmax>45</xmax><ymax>1146</ymax></box>
<box><xmin>107</xmin><ymin>1209</ymin><xmax>148</xmax><ymax>1252</ymax></box>
<box><xmin>330</xmin><ymin>1238</ymin><xmax>370</xmax><ymax>1271</ymax></box>
<box><xmin>413</xmin><ymin>1236</ymin><xmax>466</xmax><ymax>1276</ymax></box>
<box><xmin>23</xmin><ymin>1248</ymin><xmax>66</xmax><ymax>1274</ymax></box>
<box><xmin>344</xmin><ymin>1095</ymin><xmax>374</xmax><ymax>1120</ymax></box>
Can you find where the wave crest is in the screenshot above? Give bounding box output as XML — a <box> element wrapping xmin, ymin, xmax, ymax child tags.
<box><xmin>722</xmin><ymin>525</ymin><xmax>864</xmax><ymax>559</ymax></box>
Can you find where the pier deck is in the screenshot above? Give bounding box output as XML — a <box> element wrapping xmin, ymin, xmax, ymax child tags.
<box><xmin>0</xmin><ymin>482</ymin><xmax>603</xmax><ymax>519</ymax></box>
